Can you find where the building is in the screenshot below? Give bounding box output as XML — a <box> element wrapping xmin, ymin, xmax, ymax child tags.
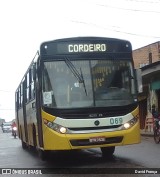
<box><xmin>133</xmin><ymin>41</ymin><xmax>160</xmax><ymax>69</ymax></box>
<box><xmin>133</xmin><ymin>42</ymin><xmax>160</xmax><ymax>129</ymax></box>
<box><xmin>0</xmin><ymin>118</ymin><xmax>5</xmax><ymax>126</ymax></box>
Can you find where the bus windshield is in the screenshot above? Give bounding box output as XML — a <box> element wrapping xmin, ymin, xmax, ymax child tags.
<box><xmin>42</xmin><ymin>59</ymin><xmax>136</xmax><ymax>108</ymax></box>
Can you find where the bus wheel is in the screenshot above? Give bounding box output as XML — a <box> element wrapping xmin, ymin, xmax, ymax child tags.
<box><xmin>32</xmin><ymin>126</ymin><xmax>37</xmax><ymax>150</ymax></box>
<box><xmin>38</xmin><ymin>149</ymin><xmax>49</xmax><ymax>161</ymax></box>
<box><xmin>21</xmin><ymin>141</ymin><xmax>27</xmax><ymax>149</ymax></box>
<box><xmin>101</xmin><ymin>146</ymin><xmax>115</xmax><ymax>159</ymax></box>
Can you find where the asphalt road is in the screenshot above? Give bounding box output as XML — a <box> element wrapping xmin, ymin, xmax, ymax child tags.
<box><xmin>0</xmin><ymin>129</ymin><xmax>160</xmax><ymax>177</ymax></box>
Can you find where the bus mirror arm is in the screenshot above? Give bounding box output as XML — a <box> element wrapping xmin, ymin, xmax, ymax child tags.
<box><xmin>135</xmin><ymin>69</ymin><xmax>143</xmax><ymax>93</ymax></box>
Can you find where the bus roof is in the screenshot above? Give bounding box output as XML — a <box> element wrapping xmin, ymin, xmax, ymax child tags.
<box><xmin>40</xmin><ymin>36</ymin><xmax>131</xmax><ymax>45</ymax></box>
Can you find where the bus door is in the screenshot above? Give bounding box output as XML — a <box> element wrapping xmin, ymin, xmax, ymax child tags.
<box><xmin>22</xmin><ymin>80</ymin><xmax>28</xmax><ymax>144</ymax></box>
<box><xmin>35</xmin><ymin>79</ymin><xmax>44</xmax><ymax>148</ymax></box>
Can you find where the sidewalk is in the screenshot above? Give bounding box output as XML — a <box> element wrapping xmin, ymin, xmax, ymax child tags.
<box><xmin>141</xmin><ymin>129</ymin><xmax>154</xmax><ymax>137</ymax></box>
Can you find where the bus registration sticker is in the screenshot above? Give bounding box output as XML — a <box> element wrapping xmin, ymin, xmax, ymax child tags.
<box><xmin>89</xmin><ymin>136</ymin><xmax>105</xmax><ymax>143</ymax></box>
<box><xmin>43</xmin><ymin>92</ymin><xmax>52</xmax><ymax>104</ymax></box>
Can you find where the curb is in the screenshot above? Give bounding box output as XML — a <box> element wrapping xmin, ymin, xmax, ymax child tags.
<box><xmin>141</xmin><ymin>133</ymin><xmax>154</xmax><ymax>137</ymax></box>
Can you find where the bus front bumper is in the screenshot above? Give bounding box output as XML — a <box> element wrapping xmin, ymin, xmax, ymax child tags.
<box><xmin>43</xmin><ymin>122</ymin><xmax>140</xmax><ymax>150</ymax></box>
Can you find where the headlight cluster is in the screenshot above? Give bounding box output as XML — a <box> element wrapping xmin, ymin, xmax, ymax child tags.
<box><xmin>44</xmin><ymin>119</ymin><xmax>68</xmax><ymax>134</ymax></box>
<box><xmin>13</xmin><ymin>127</ymin><xmax>17</xmax><ymax>131</ymax></box>
<box><xmin>121</xmin><ymin>117</ymin><xmax>138</xmax><ymax>130</ymax></box>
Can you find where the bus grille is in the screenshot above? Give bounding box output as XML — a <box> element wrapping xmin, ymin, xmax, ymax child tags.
<box><xmin>68</xmin><ymin>125</ymin><xmax>121</xmax><ymax>131</ymax></box>
<box><xmin>70</xmin><ymin>136</ymin><xmax>123</xmax><ymax>146</ymax></box>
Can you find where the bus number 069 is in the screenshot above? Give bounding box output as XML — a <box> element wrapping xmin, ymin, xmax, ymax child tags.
<box><xmin>110</xmin><ymin>118</ymin><xmax>123</xmax><ymax>125</ymax></box>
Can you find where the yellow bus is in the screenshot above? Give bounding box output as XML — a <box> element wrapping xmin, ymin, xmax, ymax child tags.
<box><xmin>15</xmin><ymin>37</ymin><xmax>140</xmax><ymax>160</ymax></box>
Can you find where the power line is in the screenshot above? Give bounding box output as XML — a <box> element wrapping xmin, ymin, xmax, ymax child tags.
<box><xmin>97</xmin><ymin>3</ymin><xmax>160</xmax><ymax>14</ymax></box>
<box><xmin>71</xmin><ymin>20</ymin><xmax>160</xmax><ymax>39</ymax></box>
<box><xmin>0</xmin><ymin>89</ymin><xmax>13</xmax><ymax>93</ymax></box>
<box><xmin>125</xmin><ymin>0</ymin><xmax>160</xmax><ymax>4</ymax></box>
<box><xmin>0</xmin><ymin>109</ymin><xmax>14</xmax><ymax>111</ymax></box>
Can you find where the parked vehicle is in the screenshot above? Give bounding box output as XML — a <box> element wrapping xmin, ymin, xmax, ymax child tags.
<box><xmin>2</xmin><ymin>122</ymin><xmax>12</xmax><ymax>133</ymax></box>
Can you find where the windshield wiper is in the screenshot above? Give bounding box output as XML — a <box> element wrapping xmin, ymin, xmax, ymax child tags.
<box><xmin>64</xmin><ymin>57</ymin><xmax>87</xmax><ymax>95</ymax></box>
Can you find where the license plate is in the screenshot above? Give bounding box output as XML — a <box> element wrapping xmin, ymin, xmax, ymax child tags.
<box><xmin>89</xmin><ymin>137</ymin><xmax>105</xmax><ymax>143</ymax></box>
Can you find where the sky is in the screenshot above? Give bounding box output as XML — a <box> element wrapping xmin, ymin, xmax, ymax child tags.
<box><xmin>0</xmin><ymin>0</ymin><xmax>160</xmax><ymax>122</ymax></box>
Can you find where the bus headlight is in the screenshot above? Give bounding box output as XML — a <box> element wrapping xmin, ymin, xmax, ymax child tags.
<box><xmin>59</xmin><ymin>127</ymin><xmax>67</xmax><ymax>134</ymax></box>
<box><xmin>44</xmin><ymin>120</ymin><xmax>67</xmax><ymax>134</ymax></box>
<box><xmin>121</xmin><ymin>117</ymin><xmax>138</xmax><ymax>130</ymax></box>
<box><xmin>123</xmin><ymin>123</ymin><xmax>130</xmax><ymax>129</ymax></box>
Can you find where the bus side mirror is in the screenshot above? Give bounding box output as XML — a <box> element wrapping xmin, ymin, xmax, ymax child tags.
<box><xmin>33</xmin><ymin>64</ymin><xmax>36</xmax><ymax>81</ymax></box>
<box><xmin>135</xmin><ymin>69</ymin><xmax>143</xmax><ymax>93</ymax></box>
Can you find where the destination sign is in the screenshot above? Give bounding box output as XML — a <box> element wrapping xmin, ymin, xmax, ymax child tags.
<box><xmin>40</xmin><ymin>38</ymin><xmax>132</xmax><ymax>57</ymax></box>
<box><xmin>68</xmin><ymin>44</ymin><xmax>106</xmax><ymax>53</ymax></box>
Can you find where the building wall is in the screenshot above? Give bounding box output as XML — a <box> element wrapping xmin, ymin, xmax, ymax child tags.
<box><xmin>133</xmin><ymin>41</ymin><xmax>160</xmax><ymax>130</ymax></box>
<box><xmin>133</xmin><ymin>41</ymin><xmax>160</xmax><ymax>69</ymax></box>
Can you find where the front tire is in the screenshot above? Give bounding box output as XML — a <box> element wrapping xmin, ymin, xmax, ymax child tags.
<box><xmin>31</xmin><ymin>125</ymin><xmax>37</xmax><ymax>151</ymax></box>
<box><xmin>22</xmin><ymin>141</ymin><xmax>27</xmax><ymax>149</ymax></box>
<box><xmin>154</xmin><ymin>129</ymin><xmax>160</xmax><ymax>144</ymax></box>
<box><xmin>38</xmin><ymin>149</ymin><xmax>49</xmax><ymax>161</ymax></box>
<box><xmin>13</xmin><ymin>133</ymin><xmax>16</xmax><ymax>138</ymax></box>
<box><xmin>101</xmin><ymin>146</ymin><xmax>115</xmax><ymax>159</ymax></box>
